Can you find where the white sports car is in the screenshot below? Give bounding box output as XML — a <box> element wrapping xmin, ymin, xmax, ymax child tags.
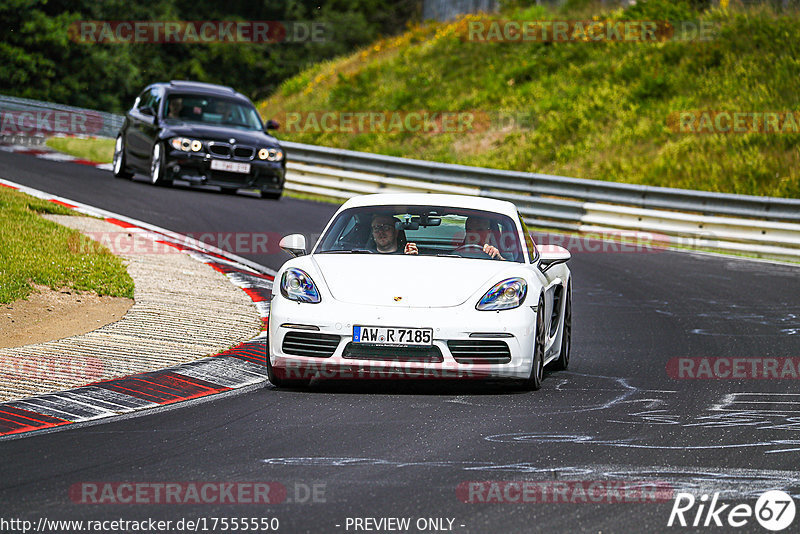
<box><xmin>267</xmin><ymin>193</ymin><xmax>572</xmax><ymax>389</ymax></box>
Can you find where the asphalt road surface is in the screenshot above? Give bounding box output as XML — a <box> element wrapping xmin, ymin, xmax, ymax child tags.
<box><xmin>1</xmin><ymin>149</ymin><xmax>799</xmax><ymax>533</ymax></box>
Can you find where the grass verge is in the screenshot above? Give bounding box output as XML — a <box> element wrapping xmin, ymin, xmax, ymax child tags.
<box><xmin>46</xmin><ymin>136</ymin><xmax>114</xmax><ymax>163</ymax></box>
<box><xmin>0</xmin><ymin>186</ymin><xmax>134</xmax><ymax>303</ymax></box>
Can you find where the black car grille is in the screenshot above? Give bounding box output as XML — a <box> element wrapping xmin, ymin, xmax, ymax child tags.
<box><xmin>282</xmin><ymin>332</ymin><xmax>340</xmax><ymax>358</ymax></box>
<box><xmin>233</xmin><ymin>146</ymin><xmax>254</xmax><ymax>159</ymax></box>
<box><xmin>208</xmin><ymin>143</ymin><xmax>231</xmax><ymax>157</ymax></box>
<box><xmin>447</xmin><ymin>340</ymin><xmax>512</xmax><ymax>364</ymax></box>
<box><xmin>342</xmin><ymin>342</ymin><xmax>443</xmax><ymax>363</ymax></box>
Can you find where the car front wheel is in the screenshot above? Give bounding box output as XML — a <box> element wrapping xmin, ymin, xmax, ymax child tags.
<box><xmin>150</xmin><ymin>143</ymin><xmax>171</xmax><ymax>187</ymax></box>
<box><xmin>112</xmin><ymin>135</ymin><xmax>133</xmax><ymax>179</ymax></box>
<box><xmin>520</xmin><ymin>294</ymin><xmax>546</xmax><ymax>390</ymax></box>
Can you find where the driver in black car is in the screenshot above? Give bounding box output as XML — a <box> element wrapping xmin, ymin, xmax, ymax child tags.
<box><xmin>463</xmin><ymin>216</ymin><xmax>505</xmax><ymax>260</ymax></box>
<box><xmin>370</xmin><ymin>215</ymin><xmax>418</xmax><ymax>255</ymax></box>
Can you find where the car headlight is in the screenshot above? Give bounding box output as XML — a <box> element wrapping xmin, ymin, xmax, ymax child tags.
<box><xmin>476</xmin><ymin>278</ymin><xmax>527</xmax><ymax>311</ymax></box>
<box><xmin>258</xmin><ymin>148</ymin><xmax>284</xmax><ymax>161</ymax></box>
<box><xmin>171</xmin><ymin>137</ymin><xmax>203</xmax><ymax>152</ymax></box>
<box><xmin>280</xmin><ymin>268</ymin><xmax>321</xmax><ymax>303</ymax></box>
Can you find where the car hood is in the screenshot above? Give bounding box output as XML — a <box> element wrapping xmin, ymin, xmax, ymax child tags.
<box><xmin>310</xmin><ymin>254</ymin><xmax>517</xmax><ymax>307</ymax></box>
<box><xmin>161</xmin><ymin>122</ymin><xmax>280</xmax><ymax>146</ymax></box>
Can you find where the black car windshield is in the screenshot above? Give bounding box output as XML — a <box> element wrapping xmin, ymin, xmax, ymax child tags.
<box><xmin>315</xmin><ymin>205</ymin><xmax>526</xmax><ymax>262</ymax></box>
<box><xmin>164</xmin><ymin>93</ymin><xmax>263</xmax><ymax>130</ymax></box>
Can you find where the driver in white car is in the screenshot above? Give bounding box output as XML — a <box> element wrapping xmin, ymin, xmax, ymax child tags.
<box><xmin>463</xmin><ymin>216</ymin><xmax>505</xmax><ymax>260</ymax></box>
<box><xmin>370</xmin><ymin>215</ymin><xmax>418</xmax><ymax>255</ymax></box>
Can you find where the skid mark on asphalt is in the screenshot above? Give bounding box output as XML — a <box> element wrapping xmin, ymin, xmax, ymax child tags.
<box><xmin>445</xmin><ymin>371</ymin><xmax>800</xmax><ymax>454</ymax></box>
<box><xmin>480</xmin><ymin>382</ymin><xmax>800</xmax><ymax>454</ymax></box>
<box><xmin>609</xmin><ymin>392</ymin><xmax>800</xmax><ymax>441</ymax></box>
<box><xmin>259</xmin><ymin>458</ymin><xmax>800</xmax><ymax>498</ymax></box>
<box><xmin>485</xmin><ymin>431</ymin><xmax>800</xmax><ymax>453</ymax></box>
<box><xmin>443</xmin><ymin>372</ymin><xmax>642</xmax><ymax>413</ymax></box>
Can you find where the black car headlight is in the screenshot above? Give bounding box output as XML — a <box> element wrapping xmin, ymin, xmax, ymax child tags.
<box><xmin>171</xmin><ymin>137</ymin><xmax>203</xmax><ymax>152</ymax></box>
<box><xmin>476</xmin><ymin>278</ymin><xmax>527</xmax><ymax>311</ymax></box>
<box><xmin>258</xmin><ymin>148</ymin><xmax>284</xmax><ymax>161</ymax></box>
<box><xmin>280</xmin><ymin>268</ymin><xmax>321</xmax><ymax>303</ymax></box>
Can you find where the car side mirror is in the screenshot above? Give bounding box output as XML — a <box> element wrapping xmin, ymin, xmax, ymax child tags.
<box><xmin>140</xmin><ymin>105</ymin><xmax>155</xmax><ymax>117</ymax></box>
<box><xmin>265</xmin><ymin>119</ymin><xmax>280</xmax><ymax>131</ymax></box>
<box><xmin>538</xmin><ymin>245</ymin><xmax>571</xmax><ymax>272</ymax></box>
<box><xmin>279</xmin><ymin>234</ymin><xmax>307</xmax><ymax>257</ymax></box>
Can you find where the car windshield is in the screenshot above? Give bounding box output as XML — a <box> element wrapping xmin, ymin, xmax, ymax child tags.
<box><xmin>315</xmin><ymin>205</ymin><xmax>526</xmax><ymax>262</ymax></box>
<box><xmin>164</xmin><ymin>93</ymin><xmax>263</xmax><ymax>130</ymax></box>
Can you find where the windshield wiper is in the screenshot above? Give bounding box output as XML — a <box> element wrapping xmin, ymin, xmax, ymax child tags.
<box><xmin>436</xmin><ymin>253</ymin><xmax>461</xmax><ymax>258</ymax></box>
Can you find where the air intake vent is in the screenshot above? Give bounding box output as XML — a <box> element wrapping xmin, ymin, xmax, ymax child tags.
<box><xmin>447</xmin><ymin>340</ymin><xmax>511</xmax><ymax>364</ymax></box>
<box><xmin>551</xmin><ymin>285</ymin><xmax>563</xmax><ymax>334</ymax></box>
<box><xmin>343</xmin><ymin>343</ymin><xmax>443</xmax><ymax>363</ymax></box>
<box><xmin>282</xmin><ymin>332</ymin><xmax>340</xmax><ymax>358</ymax></box>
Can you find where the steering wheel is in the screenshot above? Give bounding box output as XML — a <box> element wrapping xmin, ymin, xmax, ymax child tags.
<box><xmin>453</xmin><ymin>244</ymin><xmax>491</xmax><ymax>257</ymax></box>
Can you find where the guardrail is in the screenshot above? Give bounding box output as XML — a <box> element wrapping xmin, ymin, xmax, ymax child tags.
<box><xmin>281</xmin><ymin>141</ymin><xmax>800</xmax><ymax>260</ymax></box>
<box><xmin>0</xmin><ymin>95</ymin><xmax>124</xmax><ymax>139</ymax></box>
<box><xmin>2</xmin><ymin>94</ymin><xmax>798</xmax><ymax>260</ymax></box>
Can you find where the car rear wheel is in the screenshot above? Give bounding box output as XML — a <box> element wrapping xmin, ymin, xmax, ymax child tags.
<box><xmin>112</xmin><ymin>135</ymin><xmax>133</xmax><ymax>179</ymax></box>
<box><xmin>551</xmin><ymin>285</ymin><xmax>571</xmax><ymax>371</ymax></box>
<box><xmin>520</xmin><ymin>294</ymin><xmax>546</xmax><ymax>390</ymax></box>
<box><xmin>149</xmin><ymin>143</ymin><xmax>171</xmax><ymax>187</ymax></box>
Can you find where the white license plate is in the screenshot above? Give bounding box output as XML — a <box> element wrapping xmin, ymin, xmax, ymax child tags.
<box><xmin>353</xmin><ymin>326</ymin><xmax>433</xmax><ymax>346</ymax></box>
<box><xmin>210</xmin><ymin>159</ymin><xmax>251</xmax><ymax>174</ymax></box>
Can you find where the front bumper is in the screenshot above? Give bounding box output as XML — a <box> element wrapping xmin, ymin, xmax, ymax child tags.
<box><xmin>164</xmin><ymin>149</ymin><xmax>285</xmax><ymax>192</ymax></box>
<box><xmin>268</xmin><ymin>298</ymin><xmax>538</xmax><ymax>380</ymax></box>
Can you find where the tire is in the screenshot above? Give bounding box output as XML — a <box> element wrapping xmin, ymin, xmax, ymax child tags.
<box><xmin>551</xmin><ymin>285</ymin><xmax>571</xmax><ymax>371</ymax></box>
<box><xmin>149</xmin><ymin>142</ymin><xmax>171</xmax><ymax>187</ymax></box>
<box><xmin>112</xmin><ymin>135</ymin><xmax>133</xmax><ymax>179</ymax></box>
<box><xmin>260</xmin><ymin>190</ymin><xmax>282</xmax><ymax>200</ymax></box>
<box><xmin>265</xmin><ymin>336</ymin><xmax>310</xmax><ymax>388</ymax></box>
<box><xmin>520</xmin><ymin>294</ymin><xmax>546</xmax><ymax>390</ymax></box>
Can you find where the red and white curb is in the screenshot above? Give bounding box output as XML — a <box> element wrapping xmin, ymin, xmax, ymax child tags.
<box><xmin>0</xmin><ymin>178</ymin><xmax>276</xmax><ymax>438</ymax></box>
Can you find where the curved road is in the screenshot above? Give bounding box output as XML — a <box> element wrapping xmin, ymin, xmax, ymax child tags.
<box><xmin>1</xmin><ymin>149</ymin><xmax>799</xmax><ymax>533</ymax></box>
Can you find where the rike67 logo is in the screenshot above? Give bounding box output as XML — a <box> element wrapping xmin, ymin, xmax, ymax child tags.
<box><xmin>668</xmin><ymin>490</ymin><xmax>796</xmax><ymax>531</ymax></box>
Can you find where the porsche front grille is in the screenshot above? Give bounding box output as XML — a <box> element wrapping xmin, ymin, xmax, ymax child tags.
<box><xmin>447</xmin><ymin>340</ymin><xmax>512</xmax><ymax>364</ymax></box>
<box><xmin>282</xmin><ymin>332</ymin><xmax>340</xmax><ymax>358</ymax></box>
